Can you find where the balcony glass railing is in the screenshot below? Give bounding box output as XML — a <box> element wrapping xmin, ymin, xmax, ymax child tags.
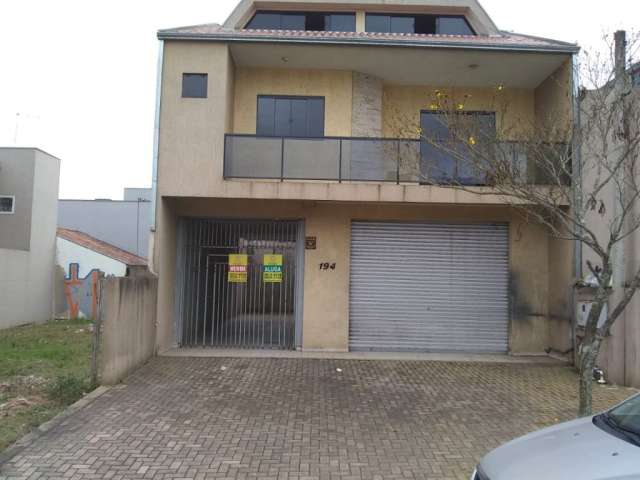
<box><xmin>223</xmin><ymin>134</ymin><xmax>569</xmax><ymax>185</ymax></box>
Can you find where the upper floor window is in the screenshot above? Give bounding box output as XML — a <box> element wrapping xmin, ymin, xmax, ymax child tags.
<box><xmin>365</xmin><ymin>14</ymin><xmax>475</xmax><ymax>35</ymax></box>
<box><xmin>257</xmin><ymin>96</ymin><xmax>325</xmax><ymax>138</ymax></box>
<box><xmin>420</xmin><ymin>111</ymin><xmax>495</xmax><ymax>185</ymax></box>
<box><xmin>246</xmin><ymin>11</ymin><xmax>356</xmax><ymax>32</ymax></box>
<box><xmin>0</xmin><ymin>195</ymin><xmax>15</xmax><ymax>214</ymax></box>
<box><xmin>182</xmin><ymin>73</ymin><xmax>208</xmax><ymax>98</ymax></box>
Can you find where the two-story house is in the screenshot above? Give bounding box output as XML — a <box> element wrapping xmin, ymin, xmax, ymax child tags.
<box><xmin>150</xmin><ymin>0</ymin><xmax>579</xmax><ymax>356</ymax></box>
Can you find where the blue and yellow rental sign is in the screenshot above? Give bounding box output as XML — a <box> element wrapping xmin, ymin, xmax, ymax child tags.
<box><xmin>228</xmin><ymin>254</ymin><xmax>248</xmax><ymax>283</ymax></box>
<box><xmin>263</xmin><ymin>254</ymin><xmax>283</xmax><ymax>283</ymax></box>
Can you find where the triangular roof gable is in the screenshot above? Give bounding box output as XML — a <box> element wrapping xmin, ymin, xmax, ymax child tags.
<box><xmin>224</xmin><ymin>0</ymin><xmax>500</xmax><ymax>35</ymax></box>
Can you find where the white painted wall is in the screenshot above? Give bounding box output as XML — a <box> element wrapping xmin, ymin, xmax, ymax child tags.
<box><xmin>0</xmin><ymin>248</ymin><xmax>31</xmax><ymax>328</ymax></box>
<box><xmin>0</xmin><ymin>149</ymin><xmax>60</xmax><ymax>330</ymax></box>
<box><xmin>56</xmin><ymin>237</ymin><xmax>127</xmax><ymax>278</ymax></box>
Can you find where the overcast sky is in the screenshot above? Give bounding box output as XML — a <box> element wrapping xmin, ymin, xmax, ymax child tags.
<box><xmin>1</xmin><ymin>0</ymin><xmax>638</xmax><ymax>199</ymax></box>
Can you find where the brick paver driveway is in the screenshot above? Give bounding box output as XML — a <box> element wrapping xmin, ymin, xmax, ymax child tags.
<box><xmin>1</xmin><ymin>357</ymin><xmax>635</xmax><ymax>480</ymax></box>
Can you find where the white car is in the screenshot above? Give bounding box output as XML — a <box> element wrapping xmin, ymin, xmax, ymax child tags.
<box><xmin>472</xmin><ymin>393</ymin><xmax>640</xmax><ymax>480</ymax></box>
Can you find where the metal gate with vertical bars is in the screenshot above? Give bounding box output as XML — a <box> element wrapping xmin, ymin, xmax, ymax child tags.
<box><xmin>349</xmin><ymin>221</ymin><xmax>509</xmax><ymax>353</ymax></box>
<box><xmin>175</xmin><ymin>219</ymin><xmax>302</xmax><ymax>350</ymax></box>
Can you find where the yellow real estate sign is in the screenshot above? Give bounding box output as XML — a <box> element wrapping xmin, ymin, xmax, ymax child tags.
<box><xmin>263</xmin><ymin>254</ymin><xmax>283</xmax><ymax>283</ymax></box>
<box><xmin>228</xmin><ymin>254</ymin><xmax>248</xmax><ymax>283</ymax></box>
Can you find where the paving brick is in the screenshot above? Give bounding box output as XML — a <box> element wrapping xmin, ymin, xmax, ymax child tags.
<box><xmin>0</xmin><ymin>357</ymin><xmax>635</xmax><ymax>479</ymax></box>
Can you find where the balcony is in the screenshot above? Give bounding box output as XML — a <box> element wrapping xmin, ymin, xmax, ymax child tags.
<box><xmin>223</xmin><ymin>134</ymin><xmax>568</xmax><ymax>186</ymax></box>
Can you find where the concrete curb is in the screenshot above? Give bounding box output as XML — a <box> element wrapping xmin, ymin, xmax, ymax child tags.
<box><xmin>161</xmin><ymin>348</ymin><xmax>572</xmax><ymax>365</ymax></box>
<box><xmin>0</xmin><ymin>386</ymin><xmax>111</xmax><ymax>466</ymax></box>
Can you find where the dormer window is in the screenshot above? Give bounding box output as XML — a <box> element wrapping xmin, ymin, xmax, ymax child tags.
<box><xmin>365</xmin><ymin>14</ymin><xmax>475</xmax><ymax>35</ymax></box>
<box><xmin>437</xmin><ymin>16</ymin><xmax>475</xmax><ymax>35</ymax></box>
<box><xmin>246</xmin><ymin>11</ymin><xmax>356</xmax><ymax>32</ymax></box>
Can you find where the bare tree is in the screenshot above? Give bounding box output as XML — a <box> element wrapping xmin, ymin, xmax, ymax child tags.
<box><xmin>404</xmin><ymin>31</ymin><xmax>640</xmax><ymax>417</ymax></box>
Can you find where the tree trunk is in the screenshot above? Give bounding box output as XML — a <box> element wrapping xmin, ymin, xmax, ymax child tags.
<box><xmin>578</xmin><ymin>352</ymin><xmax>595</xmax><ymax>417</ymax></box>
<box><xmin>578</xmin><ymin>336</ymin><xmax>603</xmax><ymax>417</ymax></box>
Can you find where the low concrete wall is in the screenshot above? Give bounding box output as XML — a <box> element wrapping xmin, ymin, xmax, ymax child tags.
<box><xmin>99</xmin><ymin>275</ymin><xmax>158</xmax><ymax>384</ymax></box>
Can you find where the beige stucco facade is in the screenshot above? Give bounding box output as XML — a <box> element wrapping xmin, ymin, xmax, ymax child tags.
<box><xmin>157</xmin><ymin>41</ymin><xmax>235</xmax><ymax>198</ymax></box>
<box><xmin>154</xmin><ymin>197</ymin><xmax>571</xmax><ymax>354</ymax></box>
<box><xmin>158</xmin><ymin>42</ymin><xmax>571</xmax><ymax>203</ymax></box>
<box><xmin>534</xmin><ymin>59</ymin><xmax>574</xmax><ymax>138</ymax></box>
<box><xmin>233</xmin><ymin>67</ymin><xmax>353</xmax><ymax>137</ymax></box>
<box><xmin>382</xmin><ymin>85</ymin><xmax>536</xmax><ymax>140</ymax></box>
<box><xmin>153</xmin><ymin>21</ymin><xmax>577</xmax><ymax>357</ymax></box>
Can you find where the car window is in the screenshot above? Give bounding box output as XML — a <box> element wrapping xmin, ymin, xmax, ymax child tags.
<box><xmin>609</xmin><ymin>394</ymin><xmax>640</xmax><ymax>435</ymax></box>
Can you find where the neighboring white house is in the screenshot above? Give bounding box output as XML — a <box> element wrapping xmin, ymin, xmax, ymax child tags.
<box><xmin>56</xmin><ymin>228</ymin><xmax>147</xmax><ymax>278</ymax></box>
<box><xmin>0</xmin><ymin>147</ymin><xmax>60</xmax><ymax>329</ymax></box>
<box><xmin>55</xmin><ymin>228</ymin><xmax>148</xmax><ymax>319</ymax></box>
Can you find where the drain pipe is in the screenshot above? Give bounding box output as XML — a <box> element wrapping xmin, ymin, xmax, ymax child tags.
<box><xmin>148</xmin><ymin>39</ymin><xmax>164</xmax><ymax>276</ymax></box>
<box><xmin>571</xmin><ymin>52</ymin><xmax>583</xmax><ymax>358</ymax></box>
<box><xmin>612</xmin><ymin>31</ymin><xmax>629</xmax><ymax>383</ymax></box>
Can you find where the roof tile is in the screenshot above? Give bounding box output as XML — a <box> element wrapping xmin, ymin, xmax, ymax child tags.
<box><xmin>57</xmin><ymin>228</ymin><xmax>147</xmax><ymax>267</ymax></box>
<box><xmin>157</xmin><ymin>23</ymin><xmax>577</xmax><ymax>52</ymax></box>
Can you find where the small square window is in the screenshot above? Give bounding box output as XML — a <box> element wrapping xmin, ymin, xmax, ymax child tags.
<box><xmin>182</xmin><ymin>73</ymin><xmax>208</xmax><ymax>98</ymax></box>
<box><xmin>0</xmin><ymin>196</ymin><xmax>15</xmax><ymax>214</ymax></box>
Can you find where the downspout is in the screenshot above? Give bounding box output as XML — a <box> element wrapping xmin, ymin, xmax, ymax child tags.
<box><xmin>571</xmin><ymin>52</ymin><xmax>583</xmax><ymax>356</ymax></box>
<box><xmin>148</xmin><ymin>39</ymin><xmax>164</xmax><ymax>276</ymax></box>
<box><xmin>613</xmin><ymin>31</ymin><xmax>628</xmax><ymax>383</ymax></box>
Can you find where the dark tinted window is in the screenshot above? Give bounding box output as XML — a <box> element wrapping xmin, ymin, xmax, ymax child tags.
<box><xmin>274</xmin><ymin>99</ymin><xmax>291</xmax><ymax>136</ymax></box>
<box><xmin>415</xmin><ymin>15</ymin><xmax>437</xmax><ymax>34</ymax></box>
<box><xmin>257</xmin><ymin>96</ymin><xmax>325</xmax><ymax>137</ymax></box>
<box><xmin>0</xmin><ymin>196</ymin><xmax>14</xmax><ymax>214</ymax></box>
<box><xmin>420</xmin><ymin>111</ymin><xmax>495</xmax><ymax>185</ymax></box>
<box><xmin>420</xmin><ymin>112</ymin><xmax>454</xmax><ymax>182</ymax></box>
<box><xmin>437</xmin><ymin>16</ymin><xmax>474</xmax><ymax>35</ymax></box>
<box><xmin>365</xmin><ymin>13</ymin><xmax>474</xmax><ymax>35</ymax></box>
<box><xmin>290</xmin><ymin>99</ymin><xmax>308</xmax><ymax>136</ymax></box>
<box><xmin>365</xmin><ymin>14</ymin><xmax>390</xmax><ymax>33</ymax></box>
<box><xmin>182</xmin><ymin>73</ymin><xmax>207</xmax><ymax>98</ymax></box>
<box><xmin>256</xmin><ymin>97</ymin><xmax>276</xmax><ymax>136</ymax></box>
<box><xmin>390</xmin><ymin>16</ymin><xmax>414</xmax><ymax>34</ymax></box>
<box><xmin>281</xmin><ymin>13</ymin><xmax>305</xmax><ymax>30</ymax></box>
<box><xmin>305</xmin><ymin>12</ymin><xmax>325</xmax><ymax>31</ymax></box>
<box><xmin>247</xmin><ymin>11</ymin><xmax>356</xmax><ymax>32</ymax></box>
<box><xmin>247</xmin><ymin>12</ymin><xmax>280</xmax><ymax>29</ymax></box>
<box><xmin>307</xmin><ymin>98</ymin><xmax>325</xmax><ymax>136</ymax></box>
<box><xmin>326</xmin><ymin>14</ymin><xmax>356</xmax><ymax>32</ymax></box>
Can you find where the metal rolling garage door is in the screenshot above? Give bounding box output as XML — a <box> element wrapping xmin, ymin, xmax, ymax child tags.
<box><xmin>349</xmin><ymin>221</ymin><xmax>509</xmax><ymax>353</ymax></box>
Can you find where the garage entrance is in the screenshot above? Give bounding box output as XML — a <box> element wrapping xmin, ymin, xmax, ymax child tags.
<box><xmin>349</xmin><ymin>221</ymin><xmax>509</xmax><ymax>353</ymax></box>
<box><xmin>175</xmin><ymin>219</ymin><xmax>303</xmax><ymax>350</ymax></box>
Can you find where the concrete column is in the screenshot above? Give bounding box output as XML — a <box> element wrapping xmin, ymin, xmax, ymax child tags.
<box><xmin>155</xmin><ymin>198</ymin><xmax>178</xmax><ymax>352</ymax></box>
<box><xmin>355</xmin><ymin>11</ymin><xmax>365</xmax><ymax>33</ymax></box>
<box><xmin>351</xmin><ymin>72</ymin><xmax>383</xmax><ymax>138</ymax></box>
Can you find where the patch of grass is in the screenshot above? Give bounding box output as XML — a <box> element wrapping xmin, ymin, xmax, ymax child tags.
<box><xmin>0</xmin><ymin>318</ymin><xmax>93</xmax><ymax>452</ymax></box>
<box><xmin>0</xmin><ymin>318</ymin><xmax>92</xmax><ymax>379</ymax></box>
<box><xmin>0</xmin><ymin>402</ymin><xmax>60</xmax><ymax>451</ymax></box>
<box><xmin>46</xmin><ymin>375</ymin><xmax>90</xmax><ymax>405</ymax></box>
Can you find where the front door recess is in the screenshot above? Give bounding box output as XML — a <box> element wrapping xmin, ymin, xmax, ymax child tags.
<box><xmin>175</xmin><ymin>219</ymin><xmax>301</xmax><ymax>350</ymax></box>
